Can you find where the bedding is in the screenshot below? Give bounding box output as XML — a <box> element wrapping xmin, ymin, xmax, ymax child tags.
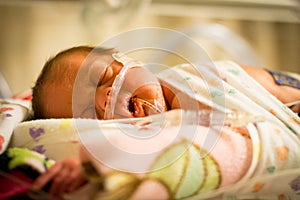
<box><xmin>0</xmin><ymin>93</ymin><xmax>36</xmax><ymax>199</ymax></box>
<box><xmin>2</xmin><ymin>61</ymin><xmax>299</xmax><ymax>199</ymax></box>
<box><xmin>8</xmin><ymin>110</ymin><xmax>300</xmax><ymax>199</ymax></box>
<box><xmin>11</xmin><ymin>110</ymin><xmax>252</xmax><ymax>198</ymax></box>
<box><xmin>78</xmin><ymin>112</ymin><xmax>300</xmax><ymax>200</ymax></box>
<box><xmin>0</xmin><ymin>98</ymin><xmax>31</xmax><ymax>154</ymax></box>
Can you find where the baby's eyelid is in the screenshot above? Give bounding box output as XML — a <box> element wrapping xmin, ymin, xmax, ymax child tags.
<box><xmin>95</xmin><ymin>68</ymin><xmax>107</xmax><ymax>86</ymax></box>
<box><xmin>98</xmin><ymin>66</ymin><xmax>113</xmax><ymax>86</ymax></box>
<box><xmin>88</xmin><ymin>64</ymin><xmax>105</xmax><ymax>86</ymax></box>
<box><xmin>97</xmin><ymin>67</ymin><xmax>107</xmax><ymax>85</ymax></box>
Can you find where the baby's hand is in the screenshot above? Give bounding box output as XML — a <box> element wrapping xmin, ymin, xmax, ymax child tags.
<box><xmin>31</xmin><ymin>156</ymin><xmax>87</xmax><ymax>197</ymax></box>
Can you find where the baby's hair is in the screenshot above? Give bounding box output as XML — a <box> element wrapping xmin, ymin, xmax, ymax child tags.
<box><xmin>32</xmin><ymin>46</ymin><xmax>116</xmax><ymax>119</ymax></box>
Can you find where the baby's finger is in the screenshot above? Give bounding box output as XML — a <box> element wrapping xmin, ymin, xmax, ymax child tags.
<box><xmin>55</xmin><ymin>162</ymin><xmax>85</xmax><ymax>193</ymax></box>
<box><xmin>31</xmin><ymin>162</ymin><xmax>63</xmax><ymax>191</ymax></box>
<box><xmin>49</xmin><ymin>165</ymin><xmax>71</xmax><ymax>196</ymax></box>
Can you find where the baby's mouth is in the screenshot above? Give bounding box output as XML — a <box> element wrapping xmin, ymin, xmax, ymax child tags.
<box><xmin>128</xmin><ymin>97</ymin><xmax>136</xmax><ymax>114</ymax></box>
<box><xmin>128</xmin><ymin>97</ymin><xmax>163</xmax><ymax>117</ymax></box>
<box><xmin>128</xmin><ymin>97</ymin><xmax>146</xmax><ymax>117</ymax></box>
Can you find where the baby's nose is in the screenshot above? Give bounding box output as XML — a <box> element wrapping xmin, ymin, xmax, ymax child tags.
<box><xmin>104</xmin><ymin>87</ymin><xmax>111</xmax><ymax>108</ymax></box>
<box><xmin>95</xmin><ymin>87</ymin><xmax>112</xmax><ymax>113</ymax></box>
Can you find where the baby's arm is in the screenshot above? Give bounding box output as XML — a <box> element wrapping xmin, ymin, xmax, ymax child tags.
<box><xmin>31</xmin><ymin>156</ymin><xmax>87</xmax><ymax>197</ymax></box>
<box><xmin>240</xmin><ymin>65</ymin><xmax>300</xmax><ymax>109</ymax></box>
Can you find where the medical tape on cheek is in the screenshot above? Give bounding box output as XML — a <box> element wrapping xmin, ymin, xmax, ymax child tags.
<box><xmin>103</xmin><ymin>53</ymin><xmax>145</xmax><ymax>119</ymax></box>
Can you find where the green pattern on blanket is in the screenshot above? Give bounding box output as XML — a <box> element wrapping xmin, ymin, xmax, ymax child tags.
<box><xmin>148</xmin><ymin>140</ymin><xmax>220</xmax><ymax>199</ymax></box>
<box><xmin>8</xmin><ymin>147</ymin><xmax>55</xmax><ymax>173</ymax></box>
<box><xmin>89</xmin><ymin>140</ymin><xmax>221</xmax><ymax>200</ymax></box>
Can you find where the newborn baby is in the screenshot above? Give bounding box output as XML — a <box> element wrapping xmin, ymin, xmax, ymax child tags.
<box><xmin>32</xmin><ymin>46</ymin><xmax>299</xmax><ymax>120</ymax></box>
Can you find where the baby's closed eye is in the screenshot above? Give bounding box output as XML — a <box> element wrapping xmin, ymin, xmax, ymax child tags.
<box><xmin>98</xmin><ymin>66</ymin><xmax>114</xmax><ymax>86</ymax></box>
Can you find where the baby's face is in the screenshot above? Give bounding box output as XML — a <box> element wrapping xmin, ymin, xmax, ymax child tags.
<box><xmin>45</xmin><ymin>53</ymin><xmax>166</xmax><ymax>119</ymax></box>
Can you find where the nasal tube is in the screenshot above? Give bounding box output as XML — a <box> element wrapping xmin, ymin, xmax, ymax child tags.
<box><xmin>104</xmin><ymin>53</ymin><xmax>165</xmax><ymax>119</ymax></box>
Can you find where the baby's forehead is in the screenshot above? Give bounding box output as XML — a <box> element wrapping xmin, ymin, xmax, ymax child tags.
<box><xmin>52</xmin><ymin>52</ymin><xmax>88</xmax><ymax>83</ymax></box>
<box><xmin>55</xmin><ymin>49</ymin><xmax>120</xmax><ymax>83</ymax></box>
